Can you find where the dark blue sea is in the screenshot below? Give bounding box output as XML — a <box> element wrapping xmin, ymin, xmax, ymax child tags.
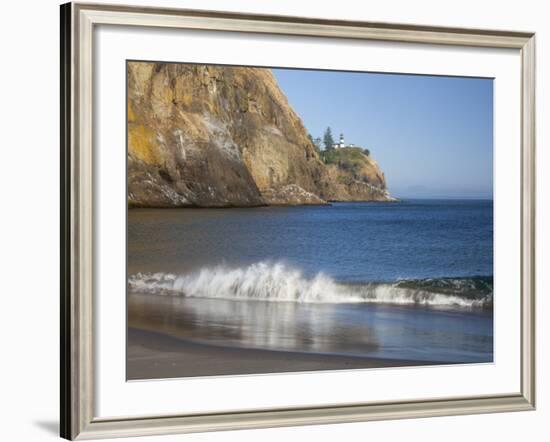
<box><xmin>128</xmin><ymin>200</ymin><xmax>494</xmax><ymax>365</ymax></box>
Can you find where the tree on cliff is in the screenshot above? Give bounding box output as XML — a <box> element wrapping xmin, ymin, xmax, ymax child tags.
<box><xmin>323</xmin><ymin>127</ymin><xmax>335</xmax><ymax>150</ymax></box>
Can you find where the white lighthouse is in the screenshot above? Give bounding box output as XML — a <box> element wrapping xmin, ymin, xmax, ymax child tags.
<box><xmin>331</xmin><ymin>132</ymin><xmax>360</xmax><ymax>149</ymax></box>
<box><xmin>339</xmin><ymin>133</ymin><xmax>345</xmax><ymax>148</ymax></box>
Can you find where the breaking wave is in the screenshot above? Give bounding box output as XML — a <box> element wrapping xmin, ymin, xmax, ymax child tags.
<box><xmin>128</xmin><ymin>262</ymin><xmax>492</xmax><ymax>309</ymax></box>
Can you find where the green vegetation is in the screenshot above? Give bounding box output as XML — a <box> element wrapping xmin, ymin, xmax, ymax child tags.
<box><xmin>310</xmin><ymin>126</ymin><xmax>372</xmax><ymax>168</ymax></box>
<box><xmin>319</xmin><ymin>146</ymin><xmax>369</xmax><ymax>174</ymax></box>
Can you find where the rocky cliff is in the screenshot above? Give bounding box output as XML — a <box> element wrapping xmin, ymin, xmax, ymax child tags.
<box><xmin>321</xmin><ymin>147</ymin><xmax>393</xmax><ymax>202</ymax></box>
<box><xmin>127</xmin><ymin>62</ymin><xmax>393</xmax><ymax>207</ymax></box>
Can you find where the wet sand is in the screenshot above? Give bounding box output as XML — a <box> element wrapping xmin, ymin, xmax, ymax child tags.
<box><xmin>127</xmin><ymin>327</ymin><xmax>441</xmax><ymax>380</ymax></box>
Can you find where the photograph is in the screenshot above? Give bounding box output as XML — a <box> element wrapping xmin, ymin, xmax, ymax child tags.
<box><xmin>126</xmin><ymin>61</ymin><xmax>494</xmax><ymax>380</ymax></box>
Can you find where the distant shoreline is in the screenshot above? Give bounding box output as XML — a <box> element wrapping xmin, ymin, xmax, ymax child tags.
<box><xmin>127</xmin><ymin>199</ymin><xmax>402</xmax><ymax>210</ymax></box>
<box><xmin>126</xmin><ymin>198</ymin><xmax>497</xmax><ymax>210</ymax></box>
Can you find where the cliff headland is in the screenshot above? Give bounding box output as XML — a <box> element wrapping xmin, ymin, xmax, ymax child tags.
<box><xmin>127</xmin><ymin>62</ymin><xmax>394</xmax><ymax>207</ymax></box>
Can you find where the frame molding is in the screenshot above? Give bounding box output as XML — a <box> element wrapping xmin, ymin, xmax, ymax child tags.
<box><xmin>60</xmin><ymin>2</ymin><xmax>536</xmax><ymax>439</ymax></box>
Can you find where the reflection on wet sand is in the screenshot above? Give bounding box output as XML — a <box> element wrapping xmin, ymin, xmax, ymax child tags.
<box><xmin>129</xmin><ymin>293</ymin><xmax>380</xmax><ymax>357</ymax></box>
<box><xmin>128</xmin><ymin>292</ymin><xmax>492</xmax><ymax>364</ymax></box>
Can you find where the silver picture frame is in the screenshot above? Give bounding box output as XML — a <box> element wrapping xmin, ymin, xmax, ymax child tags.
<box><xmin>60</xmin><ymin>2</ymin><xmax>536</xmax><ymax>439</ymax></box>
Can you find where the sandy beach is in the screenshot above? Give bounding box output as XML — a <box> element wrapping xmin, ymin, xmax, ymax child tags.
<box><xmin>127</xmin><ymin>327</ymin><xmax>441</xmax><ymax>380</ymax></box>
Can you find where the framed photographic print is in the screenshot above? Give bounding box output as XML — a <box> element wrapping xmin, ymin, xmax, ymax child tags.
<box><xmin>60</xmin><ymin>2</ymin><xmax>536</xmax><ymax>440</ymax></box>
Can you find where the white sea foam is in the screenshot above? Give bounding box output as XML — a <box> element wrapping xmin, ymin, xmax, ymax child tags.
<box><xmin>128</xmin><ymin>262</ymin><xmax>491</xmax><ymax>308</ymax></box>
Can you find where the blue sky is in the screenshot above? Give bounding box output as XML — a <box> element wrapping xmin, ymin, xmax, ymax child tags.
<box><xmin>272</xmin><ymin>68</ymin><xmax>493</xmax><ymax>199</ymax></box>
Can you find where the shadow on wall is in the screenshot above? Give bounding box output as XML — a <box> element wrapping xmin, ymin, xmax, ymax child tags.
<box><xmin>33</xmin><ymin>420</ymin><xmax>58</xmax><ymax>436</ymax></box>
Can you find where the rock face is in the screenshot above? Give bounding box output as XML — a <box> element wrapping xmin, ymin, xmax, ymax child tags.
<box><xmin>322</xmin><ymin>147</ymin><xmax>394</xmax><ymax>202</ymax></box>
<box><xmin>127</xmin><ymin>62</ymin><xmax>393</xmax><ymax>207</ymax></box>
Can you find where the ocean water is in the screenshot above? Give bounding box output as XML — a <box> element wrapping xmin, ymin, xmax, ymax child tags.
<box><xmin>128</xmin><ymin>200</ymin><xmax>494</xmax><ymax>364</ymax></box>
